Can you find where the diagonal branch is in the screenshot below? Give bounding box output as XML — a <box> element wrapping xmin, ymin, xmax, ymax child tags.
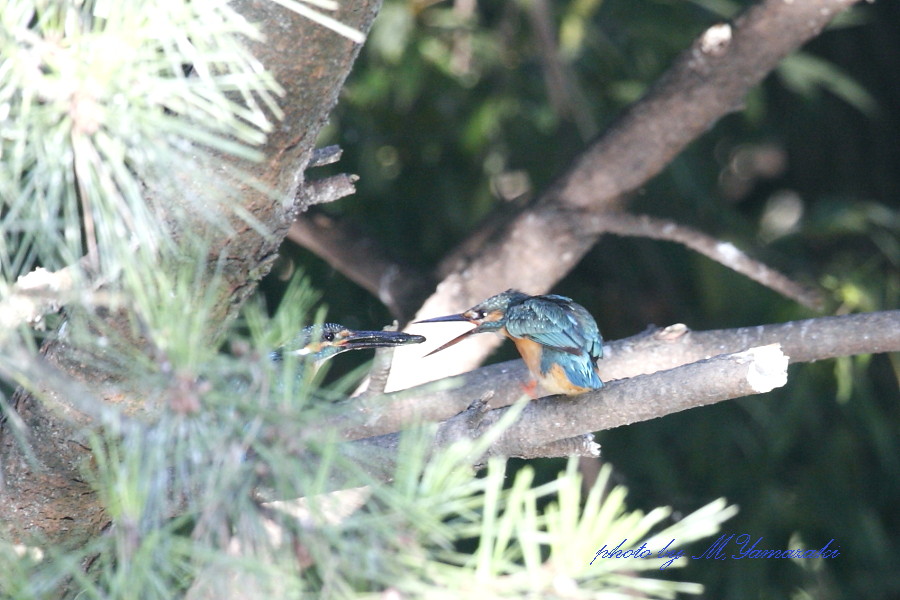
<box><xmin>593</xmin><ymin>212</ymin><xmax>825</xmax><ymax>309</ymax></box>
<box><xmin>386</xmin><ymin>0</ymin><xmax>862</xmax><ymax>391</ymax></box>
<box><xmin>287</xmin><ymin>213</ymin><xmax>434</xmax><ymax>319</ymax></box>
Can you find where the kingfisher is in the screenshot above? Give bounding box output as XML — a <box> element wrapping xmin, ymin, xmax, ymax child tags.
<box><xmin>415</xmin><ymin>290</ymin><xmax>604</xmax><ymax>395</ymax></box>
<box><xmin>270</xmin><ymin>323</ymin><xmax>425</xmax><ymax>365</ymax></box>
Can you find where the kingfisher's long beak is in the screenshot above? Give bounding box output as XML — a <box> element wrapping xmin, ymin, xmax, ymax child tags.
<box><xmin>339</xmin><ymin>329</ymin><xmax>426</xmax><ymax>351</ymax></box>
<box><xmin>416</xmin><ymin>313</ymin><xmax>496</xmax><ymax>358</ymax></box>
<box><xmin>413</xmin><ymin>313</ymin><xmax>472</xmax><ymax>324</ymax></box>
<box><xmin>414</xmin><ymin>313</ymin><xmax>480</xmax><ymax>357</ymax></box>
<box><xmin>423</xmin><ymin>328</ymin><xmax>484</xmax><ymax>356</ymax></box>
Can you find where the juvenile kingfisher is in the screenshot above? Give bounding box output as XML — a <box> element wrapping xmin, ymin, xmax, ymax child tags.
<box><xmin>416</xmin><ymin>290</ymin><xmax>604</xmax><ymax>395</ymax></box>
<box><xmin>271</xmin><ymin>323</ymin><xmax>425</xmax><ymax>365</ymax></box>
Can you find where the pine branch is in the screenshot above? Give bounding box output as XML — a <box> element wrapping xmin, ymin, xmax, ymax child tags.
<box><xmin>297</xmin><ymin>172</ymin><xmax>360</xmax><ymax>208</ymax></box>
<box><xmin>386</xmin><ymin>0</ymin><xmax>862</xmax><ymax>391</ymax></box>
<box><xmin>0</xmin><ymin>263</ymin><xmax>95</xmax><ymax>330</ymax></box>
<box><xmin>308</xmin><ymin>144</ymin><xmax>344</xmax><ymax>167</ymax></box>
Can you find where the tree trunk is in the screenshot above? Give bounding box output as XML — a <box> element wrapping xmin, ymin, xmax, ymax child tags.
<box><xmin>0</xmin><ymin>0</ymin><xmax>383</xmax><ymax>548</ymax></box>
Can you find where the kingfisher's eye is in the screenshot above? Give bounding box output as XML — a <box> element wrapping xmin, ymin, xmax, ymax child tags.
<box><xmin>323</xmin><ymin>332</ymin><xmax>335</xmax><ymax>342</ymax></box>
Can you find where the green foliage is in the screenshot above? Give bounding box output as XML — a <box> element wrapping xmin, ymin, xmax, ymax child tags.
<box><xmin>2</xmin><ymin>422</ymin><xmax>736</xmax><ymax>600</ymax></box>
<box><xmin>0</xmin><ymin>0</ymin><xmax>280</xmax><ymax>298</ymax></box>
<box><xmin>777</xmin><ymin>52</ymin><xmax>878</xmax><ymax>117</ymax></box>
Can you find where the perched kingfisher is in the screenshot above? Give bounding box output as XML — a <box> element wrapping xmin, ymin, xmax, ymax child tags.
<box><xmin>270</xmin><ymin>323</ymin><xmax>425</xmax><ymax>365</ymax></box>
<box><xmin>415</xmin><ymin>290</ymin><xmax>604</xmax><ymax>395</ymax></box>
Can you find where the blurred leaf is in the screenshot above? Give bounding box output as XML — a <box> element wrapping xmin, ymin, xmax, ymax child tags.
<box><xmin>778</xmin><ymin>51</ymin><xmax>878</xmax><ymax>116</ymax></box>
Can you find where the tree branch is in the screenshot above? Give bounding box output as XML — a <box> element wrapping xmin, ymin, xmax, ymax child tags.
<box><xmin>331</xmin><ymin>311</ymin><xmax>900</xmax><ymax>442</ymax></box>
<box><xmin>296</xmin><ymin>145</ymin><xmax>360</xmax><ymax>207</ymax></box>
<box><xmin>287</xmin><ymin>213</ymin><xmax>434</xmax><ymax>319</ymax></box>
<box><xmin>308</xmin><ymin>144</ymin><xmax>344</xmax><ymax>168</ymax></box>
<box><xmin>331</xmin><ymin>307</ymin><xmax>898</xmax><ymax>479</ymax></box>
<box><xmin>523</xmin><ymin>434</ymin><xmax>601</xmax><ymax>460</ymax></box>
<box><xmin>386</xmin><ymin>0</ymin><xmax>861</xmax><ymax>391</ymax></box>
<box><xmin>337</xmin><ymin>345</ymin><xmax>790</xmax><ymax>480</ymax></box>
<box><xmin>255</xmin><ymin>310</ymin><xmax>897</xmax><ymax>494</ymax></box>
<box><xmin>297</xmin><ymin>173</ymin><xmax>359</xmax><ymax>208</ymax></box>
<box><xmin>0</xmin><ymin>259</ymin><xmax>104</xmax><ymax>331</ymax></box>
<box><xmin>593</xmin><ymin>212</ymin><xmax>824</xmax><ymax>309</ymax></box>
<box><xmin>437</xmin><ymin>344</ymin><xmax>789</xmax><ymax>459</ymax></box>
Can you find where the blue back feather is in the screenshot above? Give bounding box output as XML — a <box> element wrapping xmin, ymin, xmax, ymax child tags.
<box><xmin>503</xmin><ymin>294</ymin><xmax>603</xmax><ymax>389</ymax></box>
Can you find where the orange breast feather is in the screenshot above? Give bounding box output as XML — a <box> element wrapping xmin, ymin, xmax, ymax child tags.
<box><xmin>510</xmin><ymin>336</ymin><xmax>543</xmax><ymax>380</ymax></box>
<box><xmin>545</xmin><ymin>363</ymin><xmax>592</xmax><ymax>395</ymax></box>
<box><xmin>510</xmin><ymin>334</ymin><xmax>592</xmax><ymax>395</ymax></box>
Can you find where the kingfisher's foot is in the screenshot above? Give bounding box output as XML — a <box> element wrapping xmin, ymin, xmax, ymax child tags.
<box><xmin>519</xmin><ymin>379</ymin><xmax>539</xmax><ymax>399</ymax></box>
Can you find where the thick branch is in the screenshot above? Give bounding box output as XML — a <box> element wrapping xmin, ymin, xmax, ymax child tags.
<box><xmin>264</xmin><ymin>311</ymin><xmax>896</xmax><ymax>492</ymax></box>
<box><xmin>134</xmin><ymin>0</ymin><xmax>384</xmax><ymax>323</ymax></box>
<box><xmin>387</xmin><ymin>0</ymin><xmax>861</xmax><ymax>391</ymax></box>
<box><xmin>438</xmin><ymin>345</ymin><xmax>788</xmax><ymax>458</ymax></box>
<box><xmin>343</xmin><ymin>345</ymin><xmax>789</xmax><ymax>476</ymax></box>
<box><xmin>0</xmin><ymin>260</ymin><xmax>103</xmax><ymax>330</ymax></box>
<box><xmin>332</xmin><ymin>311</ymin><xmax>900</xmax><ymax>442</ymax></box>
<box><xmin>522</xmin><ymin>433</ymin><xmax>601</xmax><ymax>460</ymax></box>
<box><xmin>340</xmin><ymin>306</ymin><xmax>900</xmax><ymax>474</ymax></box>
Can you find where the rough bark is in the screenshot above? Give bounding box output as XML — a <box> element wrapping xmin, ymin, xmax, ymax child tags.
<box><xmin>329</xmin><ymin>311</ymin><xmax>900</xmax><ymax>443</ymax></box>
<box><xmin>324</xmin><ymin>312</ymin><xmax>899</xmax><ymax>481</ymax></box>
